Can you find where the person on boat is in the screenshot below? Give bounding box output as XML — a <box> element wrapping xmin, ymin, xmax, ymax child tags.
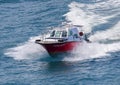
<box><xmin>79</xmin><ymin>32</ymin><xmax>91</xmax><ymax>42</ymax></box>
<box><xmin>84</xmin><ymin>34</ymin><xmax>91</xmax><ymax>43</ymax></box>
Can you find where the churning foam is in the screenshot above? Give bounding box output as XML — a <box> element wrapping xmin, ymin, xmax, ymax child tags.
<box><xmin>64</xmin><ymin>2</ymin><xmax>116</xmax><ymax>33</ymax></box>
<box><xmin>63</xmin><ymin>42</ymin><xmax>120</xmax><ymax>61</ymax></box>
<box><xmin>64</xmin><ymin>0</ymin><xmax>120</xmax><ymax>33</ymax></box>
<box><xmin>89</xmin><ymin>21</ymin><xmax>120</xmax><ymax>42</ymax></box>
<box><xmin>5</xmin><ymin>36</ymin><xmax>48</xmax><ymax>60</ymax></box>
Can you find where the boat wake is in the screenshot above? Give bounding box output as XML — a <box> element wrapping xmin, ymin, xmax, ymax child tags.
<box><xmin>62</xmin><ymin>0</ymin><xmax>120</xmax><ymax>61</ymax></box>
<box><xmin>4</xmin><ymin>0</ymin><xmax>120</xmax><ymax>61</ymax></box>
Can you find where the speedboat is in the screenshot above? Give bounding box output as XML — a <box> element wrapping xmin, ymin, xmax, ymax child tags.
<box><xmin>35</xmin><ymin>24</ymin><xmax>90</xmax><ymax>56</ymax></box>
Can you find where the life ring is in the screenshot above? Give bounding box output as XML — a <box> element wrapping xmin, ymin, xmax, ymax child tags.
<box><xmin>79</xmin><ymin>32</ymin><xmax>83</xmax><ymax>36</ymax></box>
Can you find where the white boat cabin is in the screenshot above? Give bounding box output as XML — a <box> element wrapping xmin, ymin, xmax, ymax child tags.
<box><xmin>46</xmin><ymin>27</ymin><xmax>83</xmax><ymax>42</ymax></box>
<box><xmin>35</xmin><ymin>25</ymin><xmax>90</xmax><ymax>44</ymax></box>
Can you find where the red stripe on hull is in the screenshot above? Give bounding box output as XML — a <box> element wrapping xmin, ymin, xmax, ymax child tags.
<box><xmin>40</xmin><ymin>41</ymin><xmax>80</xmax><ymax>54</ymax></box>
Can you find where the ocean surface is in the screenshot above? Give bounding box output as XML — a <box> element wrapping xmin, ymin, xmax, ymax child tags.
<box><xmin>0</xmin><ymin>0</ymin><xmax>120</xmax><ymax>85</ymax></box>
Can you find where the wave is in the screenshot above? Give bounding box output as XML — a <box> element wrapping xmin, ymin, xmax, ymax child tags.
<box><xmin>0</xmin><ymin>0</ymin><xmax>44</xmax><ymax>4</ymax></box>
<box><xmin>0</xmin><ymin>0</ymin><xmax>21</xmax><ymax>3</ymax></box>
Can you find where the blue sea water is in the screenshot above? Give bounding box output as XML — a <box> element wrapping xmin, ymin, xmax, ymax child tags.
<box><xmin>0</xmin><ymin>0</ymin><xmax>120</xmax><ymax>85</ymax></box>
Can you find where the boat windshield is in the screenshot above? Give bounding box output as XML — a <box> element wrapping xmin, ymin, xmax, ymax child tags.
<box><xmin>55</xmin><ymin>31</ymin><xmax>62</xmax><ymax>37</ymax></box>
<box><xmin>62</xmin><ymin>31</ymin><xmax>67</xmax><ymax>37</ymax></box>
<box><xmin>50</xmin><ymin>30</ymin><xmax>55</xmax><ymax>37</ymax></box>
<box><xmin>50</xmin><ymin>30</ymin><xmax>67</xmax><ymax>38</ymax></box>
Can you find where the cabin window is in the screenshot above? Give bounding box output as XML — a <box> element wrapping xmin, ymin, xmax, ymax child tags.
<box><xmin>68</xmin><ymin>30</ymin><xmax>73</xmax><ymax>36</ymax></box>
<box><xmin>55</xmin><ymin>31</ymin><xmax>62</xmax><ymax>37</ymax></box>
<box><xmin>74</xmin><ymin>34</ymin><xmax>79</xmax><ymax>38</ymax></box>
<box><xmin>50</xmin><ymin>30</ymin><xmax>55</xmax><ymax>37</ymax></box>
<box><xmin>62</xmin><ymin>31</ymin><xmax>67</xmax><ymax>37</ymax></box>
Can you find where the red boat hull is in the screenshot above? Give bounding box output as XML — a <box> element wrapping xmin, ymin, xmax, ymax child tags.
<box><xmin>40</xmin><ymin>41</ymin><xmax>81</xmax><ymax>55</ymax></box>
